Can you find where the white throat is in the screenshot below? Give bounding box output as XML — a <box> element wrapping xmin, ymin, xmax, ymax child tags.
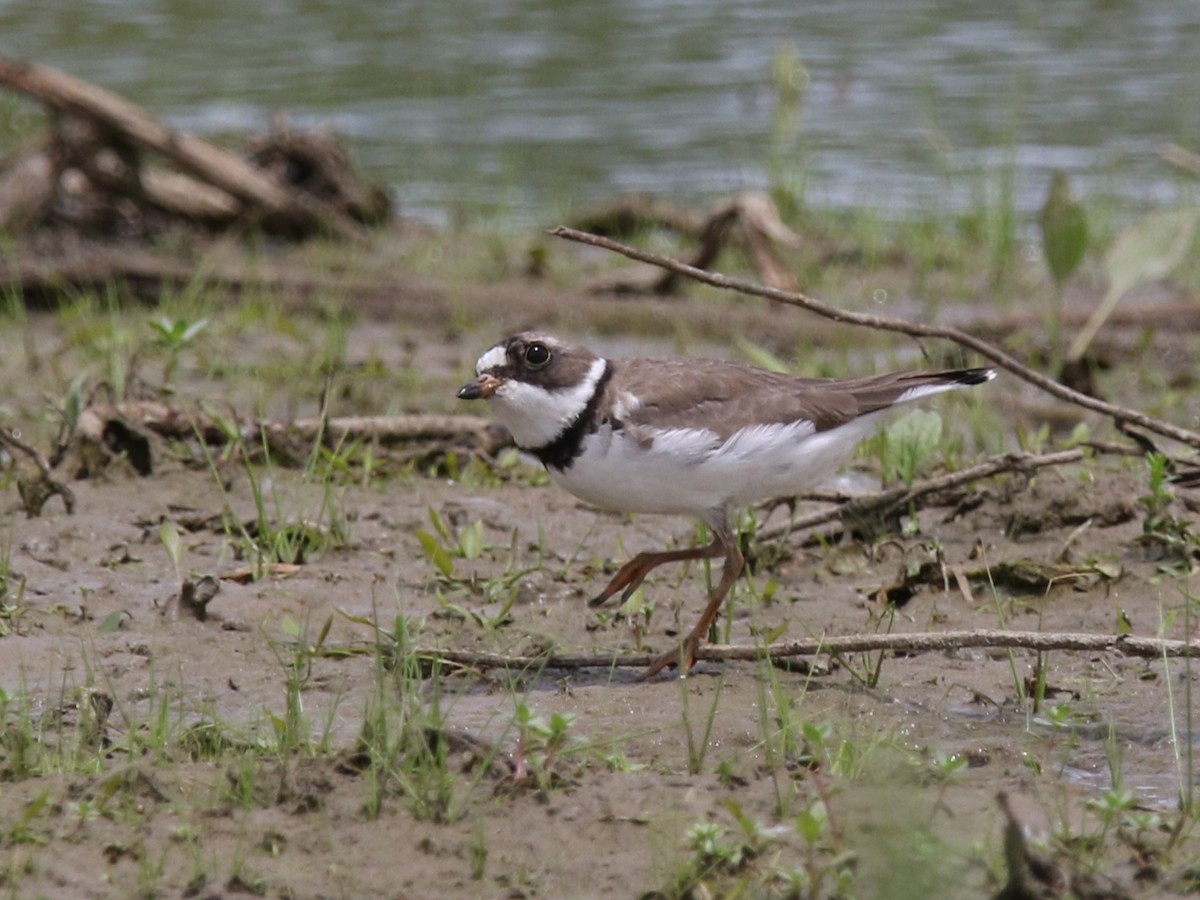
<box><xmin>490</xmin><ymin>357</ymin><xmax>608</xmax><ymax>450</ymax></box>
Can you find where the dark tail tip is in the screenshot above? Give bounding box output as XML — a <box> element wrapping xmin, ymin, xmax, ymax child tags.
<box><xmin>956</xmin><ymin>367</ymin><xmax>997</xmax><ymax>386</ymax></box>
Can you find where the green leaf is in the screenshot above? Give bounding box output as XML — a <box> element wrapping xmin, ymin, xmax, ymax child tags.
<box><xmin>416</xmin><ymin>530</ymin><xmax>453</xmax><ymax>576</ymax></box>
<box><xmin>1068</xmin><ymin>207</ymin><xmax>1198</xmax><ymax>361</ymax></box>
<box><xmin>802</xmin><ymin>721</ymin><xmax>832</xmax><ymax>747</ymax></box>
<box><xmin>180</xmin><ymin>318</ymin><xmax>210</xmax><ymax>343</ymax></box>
<box><xmin>796</xmin><ymin>800</ymin><xmax>828</xmax><ymax>844</ymax></box>
<box><xmin>1040</xmin><ymin>170</ymin><xmax>1088</xmax><ymax>287</ymax></box>
<box><xmin>459</xmin><ymin>520</ymin><xmax>484</xmax><ymax>560</ymax></box>
<box><xmin>160</xmin><ymin>519</ymin><xmax>183</xmax><ymax>571</ymax></box>
<box><xmin>1116</xmin><ymin>608</ymin><xmax>1132</xmax><ymax>635</ymax></box>
<box><xmin>427</xmin><ymin>506</ymin><xmax>452</xmax><ymax>544</ymax></box>
<box><xmin>98</xmin><ymin>611</ymin><xmax>125</xmax><ymax>634</ymax></box>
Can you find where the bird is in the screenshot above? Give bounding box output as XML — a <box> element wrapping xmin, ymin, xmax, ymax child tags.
<box><xmin>457</xmin><ymin>332</ymin><xmax>995</xmax><ymax>679</ymax></box>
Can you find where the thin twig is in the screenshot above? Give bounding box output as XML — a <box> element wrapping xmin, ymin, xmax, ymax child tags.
<box><xmin>405</xmin><ymin>629</ymin><xmax>1200</xmax><ymax>673</ymax></box>
<box><xmin>549</xmin><ymin>226</ymin><xmax>1200</xmax><ymax>450</ymax></box>
<box><xmin>757</xmin><ymin>448</ymin><xmax>1086</xmax><ymax>542</ymax></box>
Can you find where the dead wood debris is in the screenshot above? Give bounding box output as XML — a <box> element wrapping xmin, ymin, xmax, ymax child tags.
<box><xmin>0</xmin><ymin>57</ymin><xmax>386</xmax><ymax>242</ymax></box>
<box><xmin>0</xmin><ymin>425</ymin><xmax>76</xmax><ymax>517</ymax></box>
<box><xmin>4</xmin><ymin>398</ymin><xmax>510</xmax><ymax>518</ymax></box>
<box><xmin>55</xmin><ymin>398</ymin><xmax>510</xmax><ymax>479</ymax></box>
<box><xmin>574</xmin><ymin>191</ymin><xmax>801</xmax><ymax>294</ymax></box>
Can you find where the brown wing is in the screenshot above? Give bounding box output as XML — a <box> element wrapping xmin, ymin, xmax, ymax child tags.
<box><xmin>603</xmin><ymin>358</ymin><xmax>989</xmax><ymax>441</ymax></box>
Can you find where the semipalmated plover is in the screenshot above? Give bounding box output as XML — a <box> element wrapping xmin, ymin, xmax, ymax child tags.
<box><xmin>458</xmin><ymin>332</ymin><xmax>995</xmax><ymax>679</ymax></box>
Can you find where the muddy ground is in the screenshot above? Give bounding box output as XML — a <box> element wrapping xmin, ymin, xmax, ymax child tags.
<box><xmin>2</xmin><ymin>246</ymin><xmax>1200</xmax><ymax>899</ymax></box>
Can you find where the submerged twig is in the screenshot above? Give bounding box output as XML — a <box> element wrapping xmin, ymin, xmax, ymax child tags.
<box><xmin>549</xmin><ymin>226</ymin><xmax>1200</xmax><ymax>450</ymax></box>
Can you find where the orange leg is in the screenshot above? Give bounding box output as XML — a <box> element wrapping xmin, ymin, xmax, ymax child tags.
<box><xmin>639</xmin><ymin>519</ymin><xmax>744</xmax><ymax>680</ymax></box>
<box><xmin>588</xmin><ymin>536</ymin><xmax>725</xmax><ymax>609</ymax></box>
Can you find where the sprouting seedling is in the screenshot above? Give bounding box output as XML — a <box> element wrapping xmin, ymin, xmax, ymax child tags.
<box><xmin>684</xmin><ymin>820</ymin><xmax>745</xmax><ymax>872</ymax></box>
<box><xmin>1039</xmin><ymin>170</ymin><xmax>1087</xmax><ymax>348</ymax></box>
<box><xmin>1138</xmin><ymin>451</ymin><xmax>1173</xmax><ymax>529</ymax></box>
<box><xmin>148</xmin><ymin>315</ymin><xmax>209</xmax><ymax>387</ymax></box>
<box><xmin>513</xmin><ymin>702</ymin><xmax>576</xmax><ymax>789</ymax></box>
<box><xmin>161</xmin><ymin>519</ymin><xmax>184</xmax><ymax>588</ymax></box>
<box><xmin>416</xmin><ymin>507</ymin><xmax>487</xmax><ymax>578</ymax></box>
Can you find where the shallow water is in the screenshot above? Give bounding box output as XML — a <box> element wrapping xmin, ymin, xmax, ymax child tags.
<box><xmin>3</xmin><ymin>0</ymin><xmax>1198</xmax><ymax>224</ymax></box>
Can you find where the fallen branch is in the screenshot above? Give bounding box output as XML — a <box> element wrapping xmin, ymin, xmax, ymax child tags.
<box><xmin>405</xmin><ymin>628</ymin><xmax>1200</xmax><ymax>672</ymax></box>
<box><xmin>550</xmin><ymin>226</ymin><xmax>1200</xmax><ymax>450</ymax></box>
<box><xmin>406</xmin><ymin>629</ymin><xmax>1200</xmax><ymax>673</ymax></box>
<box><xmin>757</xmin><ymin>448</ymin><xmax>1087</xmax><ymax>543</ymax></box>
<box><xmin>66</xmin><ymin>400</ymin><xmax>511</xmax><ymax>474</ymax></box>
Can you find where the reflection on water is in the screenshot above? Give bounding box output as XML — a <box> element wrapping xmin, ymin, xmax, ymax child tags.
<box><xmin>2</xmin><ymin>0</ymin><xmax>1198</xmax><ymax>224</ymax></box>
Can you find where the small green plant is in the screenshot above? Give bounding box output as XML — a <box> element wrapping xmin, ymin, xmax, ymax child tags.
<box><xmin>685</xmin><ymin>820</ymin><xmax>748</xmax><ymax>875</ymax></box>
<box><xmin>879</xmin><ymin>409</ymin><xmax>943</xmax><ymax>487</ymax></box>
<box><xmin>513</xmin><ymin>702</ymin><xmax>577</xmax><ymax>791</ymax></box>
<box><xmin>416</xmin><ymin>506</ymin><xmax>485</xmax><ymax>578</ymax></box>
<box><xmin>1138</xmin><ymin>452</ymin><xmax>1195</xmax><ymax>563</ymax></box>
<box><xmin>1039</xmin><ymin>170</ymin><xmax>1088</xmax><ymax>349</ymax></box>
<box><xmin>147</xmin><ymin>315</ymin><xmax>209</xmax><ymax>387</ymax></box>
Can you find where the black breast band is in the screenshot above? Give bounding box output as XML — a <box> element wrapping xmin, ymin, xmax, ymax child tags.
<box><xmin>529</xmin><ymin>362</ymin><xmax>614</xmax><ymax>471</ymax></box>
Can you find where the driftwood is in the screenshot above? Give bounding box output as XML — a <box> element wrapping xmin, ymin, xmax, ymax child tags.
<box><xmin>569</xmin><ymin>192</ymin><xmax>705</xmax><ymax>238</ymax></box>
<box><xmin>580</xmin><ymin>191</ymin><xmax>801</xmax><ymax>294</ymax></box>
<box><xmin>0</xmin><ymin>57</ymin><xmax>381</xmax><ymax>240</ymax></box>
<box><xmin>551</xmin><ymin>226</ymin><xmax>1200</xmax><ymax>451</ymax></box>
<box><xmin>404</xmin><ymin>630</ymin><xmax>1200</xmax><ymax>674</ymax></box>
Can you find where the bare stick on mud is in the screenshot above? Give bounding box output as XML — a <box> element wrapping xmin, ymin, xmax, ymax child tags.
<box><xmin>549</xmin><ymin>226</ymin><xmax>1200</xmax><ymax>451</ymax></box>
<box><xmin>408</xmin><ymin>629</ymin><xmax>1200</xmax><ymax>673</ymax></box>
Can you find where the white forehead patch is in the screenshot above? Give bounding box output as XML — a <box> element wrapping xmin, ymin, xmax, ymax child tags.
<box><xmin>475</xmin><ymin>343</ymin><xmax>509</xmax><ymax>375</ymax></box>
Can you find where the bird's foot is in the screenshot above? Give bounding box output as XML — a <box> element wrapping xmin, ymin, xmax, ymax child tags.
<box><xmin>639</xmin><ymin>633</ymin><xmax>703</xmax><ymax>681</ymax></box>
<box><xmin>588</xmin><ymin>561</ymin><xmax>649</xmax><ymax>608</ymax></box>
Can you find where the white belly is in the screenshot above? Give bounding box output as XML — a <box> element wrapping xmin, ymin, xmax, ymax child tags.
<box><xmin>549</xmin><ymin>417</ymin><xmax>881</xmax><ymax>516</ymax></box>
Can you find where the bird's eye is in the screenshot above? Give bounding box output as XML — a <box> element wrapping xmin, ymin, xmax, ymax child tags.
<box><xmin>523</xmin><ymin>342</ymin><xmax>551</xmax><ymax>368</ymax></box>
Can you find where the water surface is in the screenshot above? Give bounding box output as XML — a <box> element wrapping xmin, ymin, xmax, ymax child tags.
<box><xmin>2</xmin><ymin>0</ymin><xmax>1198</xmax><ymax>225</ymax></box>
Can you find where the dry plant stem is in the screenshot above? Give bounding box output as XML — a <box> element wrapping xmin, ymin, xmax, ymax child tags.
<box><xmin>549</xmin><ymin>226</ymin><xmax>1200</xmax><ymax>451</ymax></box>
<box><xmin>757</xmin><ymin>448</ymin><xmax>1085</xmax><ymax>542</ymax></box>
<box><xmin>0</xmin><ymin>425</ymin><xmax>76</xmax><ymax>514</ymax></box>
<box><xmin>412</xmin><ymin>630</ymin><xmax>1200</xmax><ymax>673</ymax></box>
